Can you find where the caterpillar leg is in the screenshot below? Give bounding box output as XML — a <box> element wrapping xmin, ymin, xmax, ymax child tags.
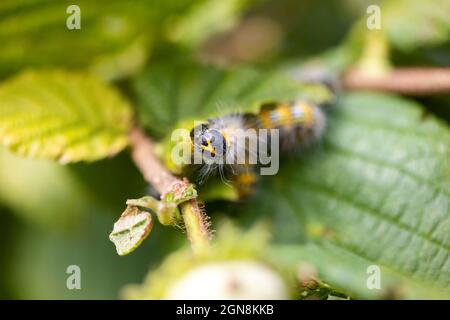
<box><xmin>231</xmin><ymin>165</ymin><xmax>258</xmax><ymax>198</ymax></box>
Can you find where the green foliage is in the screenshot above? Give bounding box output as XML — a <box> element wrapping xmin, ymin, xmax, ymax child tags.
<box><xmin>0</xmin><ymin>70</ymin><xmax>133</xmax><ymax>162</ymax></box>
<box><xmin>0</xmin><ymin>0</ymin><xmax>197</xmax><ymax>79</ymax></box>
<box><xmin>243</xmin><ymin>92</ymin><xmax>450</xmax><ymax>299</ymax></box>
<box><xmin>382</xmin><ymin>0</ymin><xmax>450</xmax><ymax>51</ymax></box>
<box><xmin>0</xmin><ymin>0</ymin><xmax>449</xmax><ymax>300</ymax></box>
<box><xmin>167</xmin><ymin>0</ymin><xmax>257</xmax><ymax>48</ymax></box>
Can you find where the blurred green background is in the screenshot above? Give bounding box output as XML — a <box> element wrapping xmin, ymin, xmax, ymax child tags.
<box><xmin>0</xmin><ymin>0</ymin><xmax>449</xmax><ymax>299</ymax></box>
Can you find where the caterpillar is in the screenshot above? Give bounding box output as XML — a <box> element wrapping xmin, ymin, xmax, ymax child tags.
<box><xmin>189</xmin><ymin>93</ymin><xmax>334</xmax><ymax>197</ymax></box>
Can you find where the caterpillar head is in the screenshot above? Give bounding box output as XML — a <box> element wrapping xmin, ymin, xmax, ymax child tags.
<box><xmin>190</xmin><ymin>123</ymin><xmax>227</xmax><ymax>163</ymax></box>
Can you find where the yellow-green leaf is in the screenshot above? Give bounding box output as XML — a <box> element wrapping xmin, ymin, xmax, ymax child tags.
<box><xmin>109</xmin><ymin>205</ymin><xmax>154</xmax><ymax>256</ymax></box>
<box><xmin>0</xmin><ymin>70</ymin><xmax>133</xmax><ymax>163</ymax></box>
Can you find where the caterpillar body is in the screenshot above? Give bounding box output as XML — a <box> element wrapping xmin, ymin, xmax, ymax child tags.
<box><xmin>255</xmin><ymin>100</ymin><xmax>327</xmax><ymax>149</ymax></box>
<box><xmin>189</xmin><ymin>96</ymin><xmax>333</xmax><ymax>197</ymax></box>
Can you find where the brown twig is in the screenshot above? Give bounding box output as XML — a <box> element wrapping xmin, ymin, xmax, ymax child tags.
<box><xmin>342</xmin><ymin>68</ymin><xmax>450</xmax><ymax>96</ymax></box>
<box><xmin>129</xmin><ymin>127</ymin><xmax>179</xmax><ymax>194</ymax></box>
<box><xmin>129</xmin><ymin>126</ymin><xmax>211</xmax><ymax>255</ymax></box>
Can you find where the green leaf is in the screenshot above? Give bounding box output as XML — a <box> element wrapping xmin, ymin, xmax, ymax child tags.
<box><xmin>268</xmin><ymin>242</ymin><xmax>449</xmax><ymax>300</ymax></box>
<box><xmin>109</xmin><ymin>206</ymin><xmax>154</xmax><ymax>256</ymax></box>
<box><xmin>244</xmin><ymin>92</ymin><xmax>450</xmax><ymax>299</ymax></box>
<box><xmin>0</xmin><ymin>70</ymin><xmax>133</xmax><ymax>163</ymax></box>
<box><xmin>0</xmin><ymin>0</ymin><xmax>195</xmax><ymax>79</ymax></box>
<box><xmin>133</xmin><ymin>64</ymin><xmax>334</xmax><ymax>138</ymax></box>
<box><xmin>382</xmin><ymin>0</ymin><xmax>450</xmax><ymax>51</ymax></box>
<box><xmin>167</xmin><ymin>0</ymin><xmax>256</xmax><ymax>48</ymax></box>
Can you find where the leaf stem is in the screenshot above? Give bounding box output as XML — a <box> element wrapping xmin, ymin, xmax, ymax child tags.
<box><xmin>129</xmin><ymin>126</ymin><xmax>211</xmax><ymax>254</ymax></box>
<box><xmin>180</xmin><ymin>200</ymin><xmax>210</xmax><ymax>255</ymax></box>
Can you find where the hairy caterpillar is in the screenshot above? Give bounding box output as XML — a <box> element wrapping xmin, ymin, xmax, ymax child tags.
<box><xmin>189</xmin><ymin>91</ymin><xmax>334</xmax><ymax>197</ymax></box>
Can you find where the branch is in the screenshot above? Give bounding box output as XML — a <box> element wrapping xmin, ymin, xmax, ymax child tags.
<box><xmin>342</xmin><ymin>68</ymin><xmax>450</xmax><ymax>96</ymax></box>
<box><xmin>129</xmin><ymin>126</ymin><xmax>211</xmax><ymax>255</ymax></box>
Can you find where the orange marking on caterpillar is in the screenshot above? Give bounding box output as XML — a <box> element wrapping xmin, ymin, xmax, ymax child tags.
<box><xmin>275</xmin><ymin>103</ymin><xmax>294</xmax><ymax>129</ymax></box>
<box><xmin>297</xmin><ymin>101</ymin><xmax>314</xmax><ymax>127</ymax></box>
<box><xmin>235</xmin><ymin>172</ymin><xmax>257</xmax><ymax>185</ymax></box>
<box><xmin>259</xmin><ymin>109</ymin><xmax>274</xmax><ymax>129</ymax></box>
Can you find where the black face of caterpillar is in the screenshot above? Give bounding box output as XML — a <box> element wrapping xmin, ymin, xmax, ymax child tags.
<box><xmin>190</xmin><ymin>123</ymin><xmax>227</xmax><ymax>162</ymax></box>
